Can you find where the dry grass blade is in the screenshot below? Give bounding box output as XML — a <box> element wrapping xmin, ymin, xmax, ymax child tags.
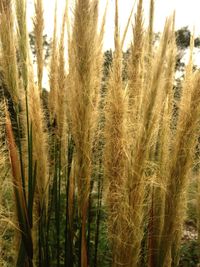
<box><xmin>48</xmin><ymin>2</ymin><xmax>58</xmax><ymax>124</ymax></box>
<box><xmin>0</xmin><ymin>0</ymin><xmax>19</xmax><ymax>104</ymax></box>
<box><xmin>68</xmin><ymin>0</ymin><xmax>103</xmax><ymax>266</ymax></box>
<box><xmin>128</xmin><ymin>0</ymin><xmax>144</xmax><ymax>119</ymax></box>
<box><xmin>57</xmin><ymin>10</ymin><xmax>67</xmax><ymax>140</ymax></box>
<box><xmin>28</xmin><ymin>74</ymin><xmax>49</xmax><ymax>209</ymax></box>
<box><xmin>148</xmin><ymin>20</ymin><xmax>177</xmax><ymax>267</ymax></box>
<box><xmin>121</xmin><ymin>0</ymin><xmax>136</xmax><ymax>48</ymax></box>
<box><xmin>33</xmin><ymin>0</ymin><xmax>44</xmax><ymax>94</ymax></box>
<box><xmin>104</xmin><ymin>1</ymin><xmax>132</xmax><ymax>266</ymax></box>
<box><xmin>5</xmin><ymin>109</ymin><xmax>33</xmax><ymax>266</ymax></box>
<box><xmin>148</xmin><ymin>0</ymin><xmax>154</xmax><ymax>56</ymax></box>
<box><xmin>158</xmin><ymin>34</ymin><xmax>200</xmax><ymax>266</ymax></box>
<box><xmin>16</xmin><ymin>0</ymin><xmax>28</xmax><ymax>89</ymax></box>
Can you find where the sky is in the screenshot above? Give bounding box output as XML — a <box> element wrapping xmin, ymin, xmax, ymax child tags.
<box><xmin>27</xmin><ymin>0</ymin><xmax>200</xmax><ymax>50</ymax></box>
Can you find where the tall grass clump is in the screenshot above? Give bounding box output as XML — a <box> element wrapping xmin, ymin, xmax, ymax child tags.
<box><xmin>1</xmin><ymin>0</ymin><xmax>200</xmax><ymax>267</ymax></box>
<box><xmin>147</xmin><ymin>15</ymin><xmax>177</xmax><ymax>267</ymax></box>
<box><xmin>0</xmin><ymin>0</ymin><xmax>48</xmax><ymax>265</ymax></box>
<box><xmin>0</xmin><ymin>0</ymin><xmax>19</xmax><ymax>104</ymax></box>
<box><xmin>0</xmin><ymin>101</ymin><xmax>16</xmax><ymax>266</ymax></box>
<box><xmin>104</xmin><ymin>1</ymin><xmax>129</xmax><ymax>266</ymax></box>
<box><xmin>156</xmin><ymin>33</ymin><xmax>200</xmax><ymax>267</ymax></box>
<box><xmin>6</xmin><ymin>110</ymin><xmax>34</xmax><ymax>267</ymax></box>
<box><xmin>67</xmin><ymin>0</ymin><xmax>104</xmax><ymax>266</ymax></box>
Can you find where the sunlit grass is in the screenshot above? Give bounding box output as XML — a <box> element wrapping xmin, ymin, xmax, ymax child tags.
<box><xmin>0</xmin><ymin>0</ymin><xmax>200</xmax><ymax>267</ymax></box>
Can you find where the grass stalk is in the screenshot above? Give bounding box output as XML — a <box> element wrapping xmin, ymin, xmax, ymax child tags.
<box><xmin>0</xmin><ymin>0</ymin><xmax>19</xmax><ymax>104</ymax></box>
<box><xmin>104</xmin><ymin>1</ymin><xmax>130</xmax><ymax>266</ymax></box>
<box><xmin>65</xmin><ymin>135</ymin><xmax>74</xmax><ymax>267</ymax></box>
<box><xmin>158</xmin><ymin>37</ymin><xmax>200</xmax><ymax>266</ymax></box>
<box><xmin>148</xmin><ymin>22</ymin><xmax>176</xmax><ymax>267</ymax></box>
<box><xmin>15</xmin><ymin>0</ymin><xmax>28</xmax><ymax>90</ymax></box>
<box><xmin>6</xmin><ymin>110</ymin><xmax>33</xmax><ymax>267</ymax></box>
<box><xmin>33</xmin><ymin>0</ymin><xmax>44</xmax><ymax>93</ymax></box>
<box><xmin>48</xmin><ymin>1</ymin><xmax>58</xmax><ymax>124</ymax></box>
<box><xmin>94</xmin><ymin>159</ymin><xmax>103</xmax><ymax>267</ymax></box>
<box><xmin>68</xmin><ymin>1</ymin><xmax>103</xmax><ymax>265</ymax></box>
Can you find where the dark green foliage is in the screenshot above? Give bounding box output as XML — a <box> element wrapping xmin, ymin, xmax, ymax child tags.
<box><xmin>122</xmin><ymin>48</ymin><xmax>130</xmax><ymax>81</ymax></box>
<box><xmin>103</xmin><ymin>50</ymin><xmax>113</xmax><ymax>80</ymax></box>
<box><xmin>178</xmin><ymin>241</ymin><xmax>199</xmax><ymax>267</ymax></box>
<box><xmin>175</xmin><ymin>26</ymin><xmax>200</xmax><ymax>49</ymax></box>
<box><xmin>176</xmin><ymin>27</ymin><xmax>191</xmax><ymax>49</ymax></box>
<box><xmin>29</xmin><ymin>32</ymin><xmax>51</xmax><ymax>61</ymax></box>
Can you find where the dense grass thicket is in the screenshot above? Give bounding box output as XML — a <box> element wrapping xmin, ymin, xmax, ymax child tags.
<box><xmin>1</xmin><ymin>0</ymin><xmax>200</xmax><ymax>266</ymax></box>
